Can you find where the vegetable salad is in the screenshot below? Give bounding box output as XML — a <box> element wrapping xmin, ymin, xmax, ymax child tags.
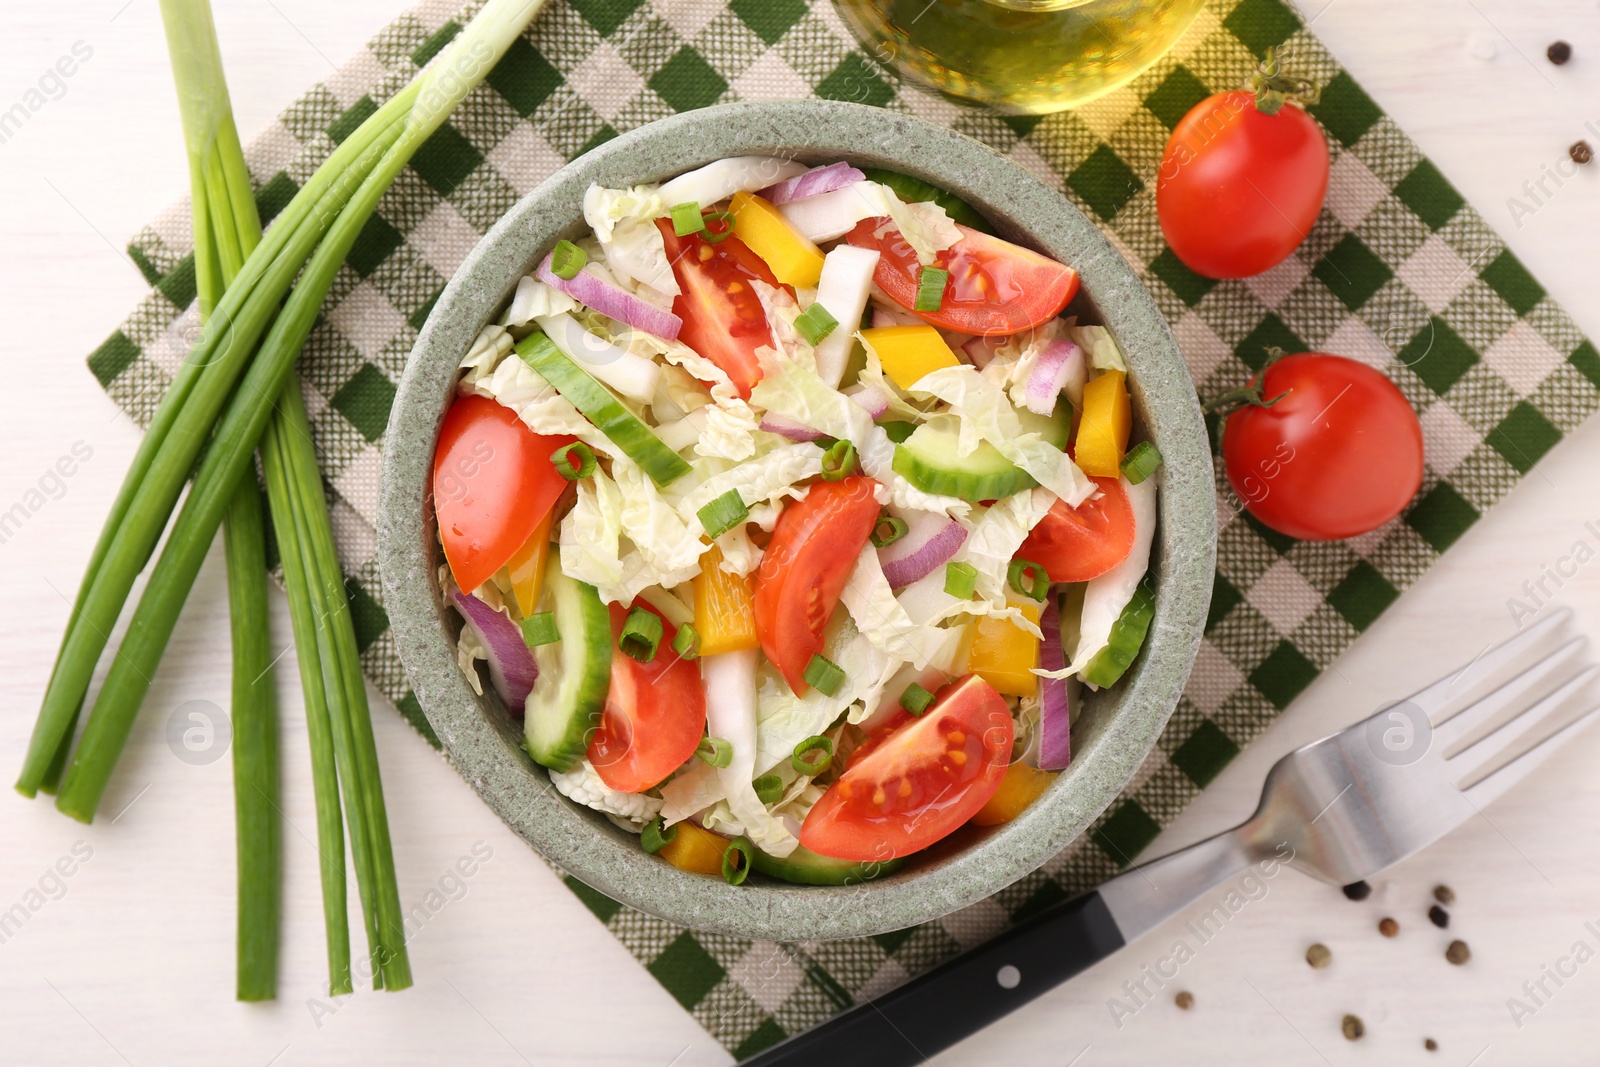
<box><xmin>433</xmin><ymin>155</ymin><xmax>1162</xmax><ymax>886</ymax></box>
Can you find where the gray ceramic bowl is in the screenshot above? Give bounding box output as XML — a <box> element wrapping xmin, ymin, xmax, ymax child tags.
<box><xmin>379</xmin><ymin>100</ymin><xmax>1215</xmax><ymax>942</ymax></box>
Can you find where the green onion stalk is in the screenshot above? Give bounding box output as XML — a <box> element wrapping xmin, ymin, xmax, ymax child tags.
<box><xmin>158</xmin><ymin>0</ymin><xmax>280</xmax><ymax>1002</ymax></box>
<box><xmin>17</xmin><ymin>0</ymin><xmax>550</xmax><ymax>990</ymax></box>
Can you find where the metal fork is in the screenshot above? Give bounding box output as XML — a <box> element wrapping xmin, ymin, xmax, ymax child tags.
<box><xmin>743</xmin><ymin>608</ymin><xmax>1600</xmax><ymax>1067</ymax></box>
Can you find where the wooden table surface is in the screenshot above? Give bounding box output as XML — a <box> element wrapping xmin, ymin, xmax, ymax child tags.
<box><xmin>3</xmin><ymin>1</ymin><xmax>1599</xmax><ymax>1063</ymax></box>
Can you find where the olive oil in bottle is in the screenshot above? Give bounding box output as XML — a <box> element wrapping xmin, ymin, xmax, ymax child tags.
<box><xmin>833</xmin><ymin>0</ymin><xmax>1206</xmax><ymax>114</ymax></box>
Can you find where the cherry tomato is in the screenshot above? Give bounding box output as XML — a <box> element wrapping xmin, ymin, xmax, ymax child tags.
<box><xmin>1222</xmin><ymin>353</ymin><xmax>1423</xmax><ymax>541</ymax></box>
<box><xmin>1156</xmin><ymin>90</ymin><xmax>1329</xmax><ymax>279</ymax></box>
<box><xmin>1016</xmin><ymin>476</ymin><xmax>1136</xmax><ymax>583</ymax></box>
<box><xmin>844</xmin><ymin>219</ymin><xmax>1079</xmax><ymax>336</ymax></box>
<box><xmin>799</xmin><ymin>675</ymin><xmax>1013</xmax><ymax>861</ymax></box>
<box><xmin>753</xmin><ymin>476</ymin><xmax>881</xmax><ymax>694</ymax></box>
<box><xmin>588</xmin><ymin>602</ymin><xmax>706</xmax><ymax>793</ymax></box>
<box><xmin>657</xmin><ymin>216</ymin><xmax>784</xmax><ymax>399</ymax></box>
<box><xmin>432</xmin><ymin>394</ymin><xmax>573</xmax><ymax>593</ymax></box>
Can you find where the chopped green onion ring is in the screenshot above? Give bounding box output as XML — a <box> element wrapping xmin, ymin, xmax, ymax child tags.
<box><xmin>915</xmin><ymin>267</ymin><xmax>949</xmax><ymax>312</ymax></box>
<box><xmin>819</xmin><ymin>439</ymin><xmax>858</xmax><ymax>481</ymax></box>
<box><xmin>697</xmin><ymin>488</ymin><xmax>749</xmax><ymax>540</ymax></box>
<box><xmin>551</xmin><ymin>440</ymin><xmax>596</xmax><ymax>481</ymax></box>
<box><xmin>1120</xmin><ymin>441</ymin><xmax>1164</xmax><ymax>484</ymax></box>
<box><xmin>696</xmin><ymin>736</ymin><xmax>734</xmax><ymax>768</ymax></box>
<box><xmin>802</xmin><ymin>654</ymin><xmax>846</xmax><ymax>697</ymax></box>
<box><xmin>619</xmin><ymin>607</ymin><xmax>664</xmax><ymax>662</ymax></box>
<box><xmin>669</xmin><ymin>201</ymin><xmax>704</xmax><ymax>237</ymax></box>
<box><xmin>520</xmin><ymin>611</ymin><xmax>560</xmax><ymax>647</ymax></box>
<box><xmin>944</xmin><ymin>561</ymin><xmax>978</xmax><ymax>599</ymax></box>
<box><xmin>702</xmin><ymin>210</ymin><xmax>736</xmax><ymax>244</ymax></box>
<box><xmin>722</xmin><ymin>836</ymin><xmax>754</xmax><ymax>885</ymax></box>
<box><xmin>791</xmin><ymin>734</ymin><xmax>835</xmax><ymax>777</ymax></box>
<box><xmin>1008</xmin><ymin>558</ymin><xmax>1050</xmax><ymax>601</ymax></box>
<box><xmin>870</xmin><ymin>516</ymin><xmax>908</xmax><ymax>548</ymax></box>
<box><xmin>641</xmin><ymin>816</ymin><xmax>676</xmax><ymax>854</ymax></box>
<box><xmin>900</xmin><ymin>682</ymin><xmax>934</xmax><ymax>716</ymax></box>
<box><xmin>752</xmin><ymin>774</ymin><xmax>784</xmax><ymax>805</ymax></box>
<box><xmin>794</xmin><ymin>304</ymin><xmax>839</xmax><ymax>346</ymax></box>
<box><xmin>671</xmin><ymin>623</ymin><xmax>701</xmax><ymax>661</ymax></box>
<box><xmin>550</xmin><ymin>239</ymin><xmax>587</xmax><ymax>280</ymax></box>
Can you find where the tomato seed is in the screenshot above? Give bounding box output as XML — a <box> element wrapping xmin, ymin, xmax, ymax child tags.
<box><xmin>898</xmin><ymin>778</ymin><xmax>912</xmax><ymax>798</ymax></box>
<box><xmin>1548</xmin><ymin>40</ymin><xmax>1573</xmax><ymax>65</ymax></box>
<box><xmin>946</xmin><ymin>730</ymin><xmax>965</xmax><ymax>745</ymax></box>
<box><xmin>948</xmin><ymin>750</ymin><xmax>967</xmax><ymax>766</ymax></box>
<box><xmin>872</xmin><ymin>786</ymin><xmax>886</xmax><ymax>805</ymax></box>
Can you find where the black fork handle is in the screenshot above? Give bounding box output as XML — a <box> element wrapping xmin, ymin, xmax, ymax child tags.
<box><xmin>739</xmin><ymin>891</ymin><xmax>1125</xmax><ymax>1067</ymax></box>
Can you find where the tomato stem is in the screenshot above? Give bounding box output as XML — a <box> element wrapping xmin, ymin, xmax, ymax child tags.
<box><xmin>1248</xmin><ymin>46</ymin><xmax>1321</xmax><ymax>116</ymax></box>
<box><xmin>1206</xmin><ymin>346</ymin><xmax>1295</xmax><ymax>415</ymax></box>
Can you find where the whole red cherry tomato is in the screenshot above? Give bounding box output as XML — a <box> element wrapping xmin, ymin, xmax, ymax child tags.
<box><xmin>1157</xmin><ymin>80</ymin><xmax>1329</xmax><ymax>279</ymax></box>
<box><xmin>1220</xmin><ymin>353</ymin><xmax>1422</xmax><ymax>541</ymax></box>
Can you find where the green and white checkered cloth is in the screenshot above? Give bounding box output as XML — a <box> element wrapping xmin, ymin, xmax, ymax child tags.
<box><xmin>88</xmin><ymin>0</ymin><xmax>1596</xmax><ymax>1055</ymax></box>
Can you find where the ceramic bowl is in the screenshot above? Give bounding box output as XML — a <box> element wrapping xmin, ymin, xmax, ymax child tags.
<box><xmin>379</xmin><ymin>99</ymin><xmax>1215</xmax><ymax>941</ymax></box>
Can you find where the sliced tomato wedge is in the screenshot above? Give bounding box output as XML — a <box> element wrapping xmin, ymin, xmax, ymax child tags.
<box><xmin>844</xmin><ymin>218</ymin><xmax>1079</xmax><ymax>336</ymax></box>
<box><xmin>753</xmin><ymin>476</ymin><xmax>881</xmax><ymax>694</ymax></box>
<box><xmin>588</xmin><ymin>602</ymin><xmax>706</xmax><ymax>794</ymax></box>
<box><xmin>432</xmin><ymin>394</ymin><xmax>573</xmax><ymax>593</ymax></box>
<box><xmin>799</xmin><ymin>675</ymin><xmax>1014</xmax><ymax>861</ymax></box>
<box><xmin>1016</xmin><ymin>475</ymin><xmax>1136</xmax><ymax>584</ymax></box>
<box><xmin>657</xmin><ymin>216</ymin><xmax>785</xmax><ymax>399</ymax></box>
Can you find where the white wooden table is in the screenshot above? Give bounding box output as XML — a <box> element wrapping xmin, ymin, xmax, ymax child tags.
<box><xmin>3</xmin><ymin>2</ymin><xmax>1599</xmax><ymax>1063</ymax></box>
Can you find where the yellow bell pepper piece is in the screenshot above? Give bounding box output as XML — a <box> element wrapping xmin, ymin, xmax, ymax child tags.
<box><xmin>1075</xmin><ymin>369</ymin><xmax>1130</xmax><ymax>478</ymax></box>
<box><xmin>658</xmin><ymin>820</ymin><xmax>729</xmax><ymax>876</ymax></box>
<box><xmin>860</xmin><ymin>325</ymin><xmax>960</xmax><ymax>391</ymax></box>
<box><xmin>505</xmin><ymin>512</ymin><xmax>554</xmax><ymax>617</ymax></box>
<box><xmin>966</xmin><ymin>602</ymin><xmax>1041</xmax><ymax>698</ymax></box>
<box><xmin>693</xmin><ymin>544</ymin><xmax>760</xmax><ymax>655</ymax></box>
<box><xmin>729</xmin><ymin>191</ymin><xmax>825</xmax><ymax>288</ymax></box>
<box><xmin>971</xmin><ymin>762</ymin><xmax>1057</xmax><ymax>826</ymax></box>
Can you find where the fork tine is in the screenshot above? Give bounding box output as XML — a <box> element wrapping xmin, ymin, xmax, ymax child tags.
<box><xmin>1405</xmin><ymin>607</ymin><xmax>1572</xmax><ymax>719</ymax></box>
<box><xmin>1460</xmin><ymin>706</ymin><xmax>1600</xmax><ymax>809</ymax></box>
<box><xmin>1433</xmin><ymin>638</ymin><xmax>1587</xmax><ymax>750</ymax></box>
<box><xmin>1448</xmin><ymin>665</ymin><xmax>1598</xmax><ymax>779</ymax></box>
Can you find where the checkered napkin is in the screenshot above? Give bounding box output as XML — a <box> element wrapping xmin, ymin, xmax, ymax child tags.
<box><xmin>86</xmin><ymin>0</ymin><xmax>1597</xmax><ymax>1054</ymax></box>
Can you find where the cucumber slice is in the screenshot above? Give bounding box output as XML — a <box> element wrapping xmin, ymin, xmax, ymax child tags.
<box><xmin>892</xmin><ymin>400</ymin><xmax>1071</xmax><ymax>501</ymax></box>
<box><xmin>749</xmin><ymin>844</ymin><xmax>905</xmax><ymax>886</ymax></box>
<box><xmin>524</xmin><ymin>554</ymin><xmax>612</xmax><ymax>771</ymax></box>
<box><xmin>1082</xmin><ymin>580</ymin><xmax>1155</xmax><ymax>689</ymax></box>
<box><xmin>514</xmin><ymin>331</ymin><xmax>692</xmax><ymax>487</ymax></box>
<box><xmin>860</xmin><ymin>168</ymin><xmax>993</xmax><ymax>234</ymax></box>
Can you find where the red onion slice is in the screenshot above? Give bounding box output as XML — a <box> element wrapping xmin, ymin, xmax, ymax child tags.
<box><xmin>453</xmin><ymin>590</ymin><xmax>538</xmax><ymax>714</ymax></box>
<box><xmin>1037</xmin><ymin>596</ymin><xmax>1072</xmax><ymax>770</ymax></box>
<box><xmin>878</xmin><ymin>511</ymin><xmax>968</xmax><ymax>589</ymax></box>
<box><xmin>844</xmin><ymin>382</ymin><xmax>891</xmax><ymax>420</ymax></box>
<box><xmin>1024</xmin><ymin>339</ymin><xmax>1082</xmax><ymax>416</ymax></box>
<box><xmin>759</xmin><ymin>162</ymin><xmax>866</xmax><ymax>206</ymax></box>
<box><xmin>963</xmin><ymin>335</ymin><xmax>1005</xmax><ymax>370</ymax></box>
<box><xmin>758</xmin><ymin>413</ymin><xmax>825</xmax><ymax>442</ymax></box>
<box><xmin>536</xmin><ymin>253</ymin><xmax>682</xmax><ymax>341</ymax></box>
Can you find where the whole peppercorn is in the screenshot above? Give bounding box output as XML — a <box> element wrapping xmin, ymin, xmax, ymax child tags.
<box><xmin>1571</xmin><ymin>141</ymin><xmax>1594</xmax><ymax>166</ymax></box>
<box><xmin>1342</xmin><ymin>1014</ymin><xmax>1365</xmax><ymax>1040</ymax></box>
<box><xmin>1446</xmin><ymin>939</ymin><xmax>1471</xmax><ymax>965</ymax></box>
<box><xmin>1306</xmin><ymin>943</ymin><xmax>1332</xmax><ymax>969</ymax></box>
<box><xmin>1548</xmin><ymin>40</ymin><xmax>1573</xmax><ymax>65</ymax></box>
<box><xmin>1429</xmin><ymin>904</ymin><xmax>1450</xmax><ymax>929</ymax></box>
<box><xmin>1175</xmin><ymin>990</ymin><xmax>1194</xmax><ymax>1010</ymax></box>
<box><xmin>1425</xmin><ymin>1038</ymin><xmax>1439</xmax><ymax>1051</ymax></box>
<box><xmin>1379</xmin><ymin>917</ymin><xmax>1399</xmax><ymax>937</ymax></box>
<box><xmin>1433</xmin><ymin>885</ymin><xmax>1455</xmax><ymax>906</ymax></box>
<box><xmin>1342</xmin><ymin>881</ymin><xmax>1372</xmax><ymax>901</ymax></box>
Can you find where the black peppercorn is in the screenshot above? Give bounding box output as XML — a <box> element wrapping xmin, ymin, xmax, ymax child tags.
<box><xmin>1342</xmin><ymin>881</ymin><xmax>1371</xmax><ymax>901</ymax></box>
<box><xmin>1429</xmin><ymin>904</ymin><xmax>1449</xmax><ymax>929</ymax></box>
<box><xmin>1548</xmin><ymin>40</ymin><xmax>1573</xmax><ymax>65</ymax></box>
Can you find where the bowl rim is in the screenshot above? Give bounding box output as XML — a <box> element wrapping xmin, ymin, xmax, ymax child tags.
<box><xmin>378</xmin><ymin>99</ymin><xmax>1216</xmax><ymax>941</ymax></box>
